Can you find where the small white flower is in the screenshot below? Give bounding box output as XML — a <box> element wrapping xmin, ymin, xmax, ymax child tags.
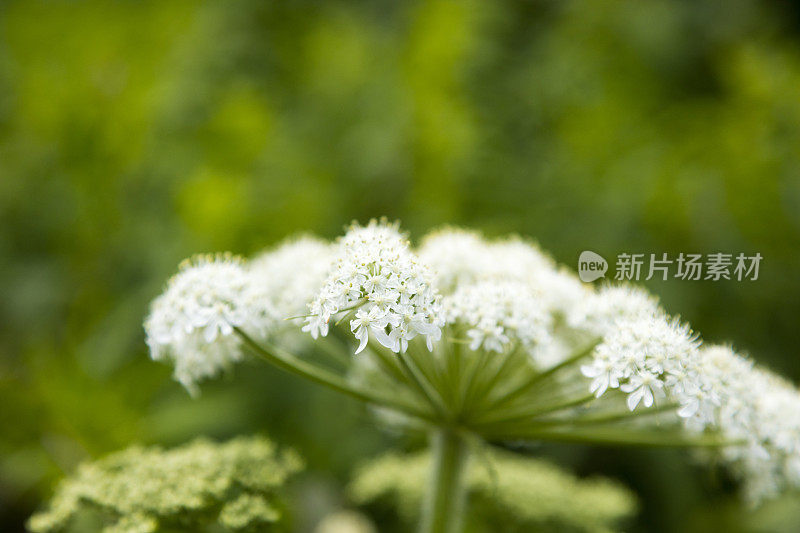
<box><xmin>621</xmin><ymin>373</ymin><xmax>664</xmax><ymax>410</ymax></box>
<box><xmin>580</xmin><ymin>356</ymin><xmax>622</xmax><ymax>398</ymax></box>
<box><xmin>351</xmin><ymin>306</ymin><xmax>389</xmax><ymax>354</ymax></box>
<box><xmin>467</xmin><ymin>323</ymin><xmax>509</xmax><ymax>353</ymax></box>
<box><xmin>302</xmin><ymin>303</ymin><xmax>330</xmax><ymax>339</ymax></box>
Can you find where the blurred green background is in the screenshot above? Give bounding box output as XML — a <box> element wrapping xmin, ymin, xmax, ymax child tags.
<box><xmin>2</xmin><ymin>0</ymin><xmax>800</xmax><ymax>531</ymax></box>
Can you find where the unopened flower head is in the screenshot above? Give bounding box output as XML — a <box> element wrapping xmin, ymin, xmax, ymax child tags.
<box><xmin>444</xmin><ymin>280</ymin><xmax>552</xmax><ymax>358</ymax></box>
<box><xmin>144</xmin><ymin>254</ymin><xmax>267</xmax><ymax>395</ymax></box>
<box><xmin>303</xmin><ymin>220</ymin><xmax>444</xmax><ymax>354</ymax></box>
<box><xmin>28</xmin><ymin>436</ymin><xmax>302</xmax><ymax>533</ymax></box>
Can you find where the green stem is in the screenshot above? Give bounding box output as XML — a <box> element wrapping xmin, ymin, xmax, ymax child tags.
<box><xmin>481</xmin><ymin>339</ymin><xmax>599</xmax><ymax>412</ymax></box>
<box><xmin>315</xmin><ymin>335</ymin><xmax>353</xmax><ymax>368</ymax></box>
<box><xmin>473</xmin><ymin>393</ymin><xmax>595</xmax><ymax>429</ymax></box>
<box><xmin>408</xmin><ymin>343</ymin><xmax>446</xmax><ymax>398</ymax></box>
<box><xmin>367</xmin><ymin>340</ymin><xmax>410</xmax><ymax>384</ymax></box>
<box><xmin>420</xmin><ymin>428</ymin><xmax>470</xmax><ymax>533</ymax></box>
<box><xmin>468</xmin><ymin>343</ymin><xmax>520</xmax><ymax>408</ymax></box>
<box><xmin>488</xmin><ymin>427</ymin><xmax>741</xmax><ymax>448</ymax></box>
<box><xmin>537</xmin><ymin>402</ymin><xmax>680</xmax><ymax>428</ymax></box>
<box><xmin>459</xmin><ymin>350</ymin><xmax>490</xmax><ymax>414</ymax></box>
<box><xmin>531</xmin><ymin>339</ymin><xmax>599</xmax><ymax>381</ymax></box>
<box><xmin>441</xmin><ymin>329</ymin><xmax>463</xmax><ymax>409</ymax></box>
<box><xmin>234</xmin><ymin>328</ymin><xmax>435</xmax><ymax>422</ymax></box>
<box><xmin>399</xmin><ymin>351</ymin><xmax>449</xmax><ymax>419</ymax></box>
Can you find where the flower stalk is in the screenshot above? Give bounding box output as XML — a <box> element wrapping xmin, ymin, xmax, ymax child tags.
<box><xmin>420</xmin><ymin>428</ymin><xmax>471</xmax><ymax>533</ymax></box>
<box><xmin>234</xmin><ymin>327</ymin><xmax>436</xmax><ymax>423</ymax></box>
<box><xmin>482</xmin><ymin>339</ymin><xmax>599</xmax><ymax>411</ymax></box>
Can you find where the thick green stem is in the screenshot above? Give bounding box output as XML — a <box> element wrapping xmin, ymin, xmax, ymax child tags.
<box><xmin>420</xmin><ymin>428</ymin><xmax>470</xmax><ymax>533</ymax></box>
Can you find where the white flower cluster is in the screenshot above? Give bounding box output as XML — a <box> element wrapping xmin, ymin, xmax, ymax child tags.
<box><xmin>574</xmin><ymin>286</ymin><xmax>800</xmax><ymax>503</ymax></box>
<box><xmin>443</xmin><ymin>280</ymin><xmax>552</xmax><ymax>355</ymax></box>
<box><xmin>580</xmin><ymin>312</ymin><xmax>702</xmax><ymax>410</ymax></box>
<box><xmin>690</xmin><ymin>346</ymin><xmax>800</xmax><ymax>503</ymax></box>
<box><xmin>144</xmin><ymin>254</ymin><xmax>269</xmax><ymax>395</ymax></box>
<box><xmin>568</xmin><ymin>285</ymin><xmax>661</xmax><ymax>336</ymax></box>
<box><xmin>419</xmin><ymin>229</ymin><xmax>588</xmax><ymax>369</ymax></box>
<box><xmin>417</xmin><ymin>229</ymin><xmax>501</xmax><ymax>293</ymax></box>
<box><xmin>249</xmin><ymin>236</ymin><xmax>335</xmax><ymax>324</ymax></box>
<box><xmin>419</xmin><ymin>228</ymin><xmax>588</xmax><ymax>316</ymax></box>
<box><xmin>303</xmin><ymin>220</ymin><xmax>443</xmax><ymax>354</ymax></box>
<box><xmin>421</xmin><ymin>229</ymin><xmax>800</xmax><ymax>503</ymax></box>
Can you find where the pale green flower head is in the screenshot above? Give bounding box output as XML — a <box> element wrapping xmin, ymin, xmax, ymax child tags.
<box><xmin>349</xmin><ymin>448</ymin><xmax>637</xmax><ymax>533</ymax></box>
<box><xmin>28</xmin><ymin>436</ymin><xmax>303</xmax><ymax>533</ymax></box>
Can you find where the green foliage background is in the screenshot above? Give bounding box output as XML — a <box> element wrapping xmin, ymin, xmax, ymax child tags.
<box><xmin>2</xmin><ymin>0</ymin><xmax>800</xmax><ymax>531</ymax></box>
